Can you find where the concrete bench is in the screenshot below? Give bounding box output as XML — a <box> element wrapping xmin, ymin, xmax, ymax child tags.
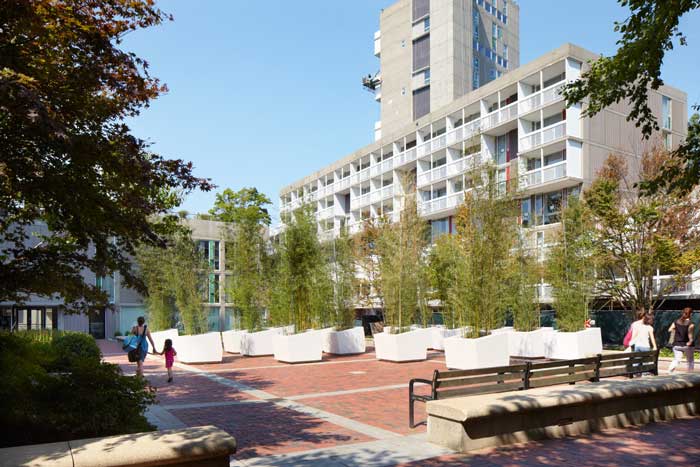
<box><xmin>427</xmin><ymin>373</ymin><xmax>700</xmax><ymax>452</ymax></box>
<box><xmin>0</xmin><ymin>425</ymin><xmax>236</xmax><ymax>467</ymax></box>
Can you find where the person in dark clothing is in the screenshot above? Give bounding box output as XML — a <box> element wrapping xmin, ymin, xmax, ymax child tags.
<box><xmin>668</xmin><ymin>307</ymin><xmax>695</xmax><ymax>373</ymax></box>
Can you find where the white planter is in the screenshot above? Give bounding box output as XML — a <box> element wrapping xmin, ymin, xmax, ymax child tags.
<box><xmin>430</xmin><ymin>327</ymin><xmax>463</xmax><ymax>351</ymax></box>
<box><xmin>273</xmin><ymin>331</ymin><xmax>323</xmax><ymax>363</ymax></box>
<box><xmin>409</xmin><ymin>325</ymin><xmax>433</xmax><ymax>350</ymax></box>
<box><xmin>374</xmin><ymin>330</ymin><xmax>428</xmax><ymax>362</ymax></box>
<box><xmin>148</xmin><ymin>328</ymin><xmax>179</xmax><ymax>355</ymax></box>
<box><xmin>324</xmin><ymin>327</ymin><xmax>366</xmax><ymax>355</ymax></box>
<box><xmin>444</xmin><ymin>333</ymin><xmax>510</xmax><ymax>370</ymax></box>
<box><xmin>174</xmin><ymin>332</ymin><xmax>223</xmax><ymax>364</ymax></box>
<box><xmin>240</xmin><ymin>328</ymin><xmax>280</xmax><ymax>356</ymax></box>
<box><xmin>548</xmin><ymin>327</ymin><xmax>603</xmax><ymax>360</ymax></box>
<box><xmin>221</xmin><ymin>329</ymin><xmax>248</xmax><ymax>354</ymax></box>
<box><xmin>507</xmin><ymin>328</ymin><xmax>555</xmax><ymax>358</ymax></box>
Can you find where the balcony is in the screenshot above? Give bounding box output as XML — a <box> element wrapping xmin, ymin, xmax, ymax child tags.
<box><xmin>354</xmin><ymin>193</ymin><xmax>371</xmax><ymax>209</ymax></box>
<box><xmin>351</xmin><ymin>167</ymin><xmax>371</xmax><ymax>185</ymax></box>
<box><xmin>418</xmin><ymin>191</ymin><xmax>465</xmax><ymax>216</ymax></box>
<box><xmin>520</xmin><ymin>121</ymin><xmax>566</xmax><ymax>152</ymax></box>
<box><xmin>518</xmin><ymin>81</ymin><xmax>565</xmax><ymax>115</ymax></box>
<box><xmin>446</xmin><ymin>118</ymin><xmax>481</xmax><ymax>146</ymax></box>
<box><xmin>481</xmin><ymin>101</ymin><xmax>518</xmax><ymax>131</ymax></box>
<box><xmin>394</xmin><ymin>147</ymin><xmax>417</xmax><ymax>168</ymax></box>
<box><xmin>520</xmin><ymin>161</ymin><xmax>567</xmax><ymax>189</ymax></box>
<box><xmin>431</xmin><ymin>133</ymin><xmax>446</xmax><ymax>152</ymax></box>
<box><xmin>316</xmin><ymin>206</ymin><xmax>334</xmax><ymax>220</ymax></box>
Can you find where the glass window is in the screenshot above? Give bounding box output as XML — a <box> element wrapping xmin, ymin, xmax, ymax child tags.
<box><xmin>424</xmin><ymin>17</ymin><xmax>430</xmax><ymax>32</ymax></box>
<box><xmin>454</xmin><ymin>179</ymin><xmax>464</xmax><ymax>192</ymax></box>
<box><xmin>527</xmin><ymin>157</ymin><xmax>541</xmax><ymax>171</ymax></box>
<box><xmin>207</xmin><ymin>306</ymin><xmax>220</xmax><ymax>332</ymax></box>
<box><xmin>544</xmin><ymin>191</ymin><xmax>562</xmax><ymax>224</ymax></box>
<box><xmin>521</xmin><ymin>198</ymin><xmax>531</xmax><ymax>227</ymax></box>
<box><xmin>205</xmin><ymin>274</ymin><xmax>220</xmax><ymax>304</ymax></box>
<box><xmin>543</xmin><ymin>112</ymin><xmax>564</xmax><ymax>128</ymax></box>
<box><xmin>434</xmin><ymin>187</ymin><xmax>447</xmax><ymax>198</ymax></box>
<box><xmin>544</xmin><ymin>150</ymin><xmax>566</xmax><ymax>166</ymax></box>
<box><xmin>432</xmin><ymin>157</ymin><xmax>446</xmax><ymax>168</ymax></box>
<box><xmin>31</xmin><ymin>309</ymin><xmax>42</xmax><ymax>330</ymax></box>
<box><xmin>664</xmin><ymin>132</ymin><xmax>672</xmax><ymax>150</ymax></box>
<box><xmin>431</xmin><ymin>218</ymin><xmax>450</xmax><ymax>242</ymax></box>
<box><xmin>495</xmin><ymin>135</ymin><xmax>507</xmax><ymax>165</ymax></box>
<box><xmin>662</xmin><ymin>95</ymin><xmax>671</xmax><ymax>129</ymax></box>
<box><xmin>503</xmin><ymin>44</ymin><xmax>508</xmax><ymax>59</ymax></box>
<box><xmin>534</xmin><ymin>194</ymin><xmax>544</xmax><ymax>225</ymax></box>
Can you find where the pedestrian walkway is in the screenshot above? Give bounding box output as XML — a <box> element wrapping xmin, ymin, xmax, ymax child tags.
<box><xmin>99</xmin><ymin>340</ymin><xmax>700</xmax><ymax>466</ymax></box>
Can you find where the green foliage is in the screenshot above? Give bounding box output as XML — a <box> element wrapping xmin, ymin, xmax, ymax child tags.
<box><xmin>0</xmin><ymin>332</ymin><xmax>155</xmax><ymax>448</ymax></box>
<box><xmin>375</xmin><ymin>188</ymin><xmax>429</xmax><ymax>332</ymax></box>
<box><xmin>504</xmin><ymin>235</ymin><xmax>541</xmax><ymax>332</ymax></box>
<box><xmin>546</xmin><ymin>196</ymin><xmax>596</xmax><ymax>332</ymax></box>
<box><xmin>135</xmin><ymin>228</ymin><xmax>208</xmax><ymax>334</ymax></box>
<box><xmin>0</xmin><ymin>0</ymin><xmax>212</xmax><ymax>311</ymax></box>
<box><xmin>272</xmin><ymin>205</ymin><xmax>332</xmax><ymax>331</ymax></box>
<box><xmin>450</xmin><ymin>167</ymin><xmax>518</xmax><ymax>337</ymax></box>
<box><xmin>210</xmin><ymin>188</ymin><xmax>272</xmax><ymax>332</ymax></box>
<box><xmin>52</xmin><ymin>332</ymin><xmax>101</xmax><ymax>369</ymax></box>
<box><xmin>327</xmin><ymin>228</ymin><xmax>357</xmax><ymax>330</ymax></box>
<box><xmin>561</xmin><ymin>1</ymin><xmax>700</xmax><ymax>194</ymax></box>
<box><xmin>428</xmin><ymin>234</ymin><xmax>462</xmax><ymax>329</ymax></box>
<box><xmin>12</xmin><ymin>329</ymin><xmax>71</xmax><ymax>344</ymax></box>
<box><xmin>585</xmin><ymin>151</ymin><xmax>700</xmax><ymax>314</ymax></box>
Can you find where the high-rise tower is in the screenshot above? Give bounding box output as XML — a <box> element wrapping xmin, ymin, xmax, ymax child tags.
<box><xmin>367</xmin><ymin>0</ymin><xmax>520</xmax><ymax>140</ymax></box>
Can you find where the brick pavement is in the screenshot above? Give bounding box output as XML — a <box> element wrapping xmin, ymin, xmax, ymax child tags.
<box><xmin>98</xmin><ymin>339</ymin><xmax>700</xmax><ymax>466</ymax></box>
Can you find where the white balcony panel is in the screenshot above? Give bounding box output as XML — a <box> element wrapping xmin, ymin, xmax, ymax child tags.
<box><xmin>417</xmin><ymin>171</ymin><xmax>431</xmax><ymax>187</ymax></box>
<box><xmin>432</xmin><ymin>135</ymin><xmax>446</xmax><ymax>152</ymax></box>
<box><xmin>371</xmin><ymin>164</ymin><xmax>382</xmax><ymax>177</ymax></box>
<box><xmin>519</xmin><ymin>93</ymin><xmax>541</xmax><ymax>114</ymax></box>
<box><xmin>381</xmin><ymin>185</ymin><xmax>394</xmax><ymax>200</ymax></box>
<box><xmin>359</xmin><ymin>168</ymin><xmax>370</xmax><ymax>182</ymax></box>
<box><xmin>542</xmin><ymin>121</ymin><xmax>566</xmax><ymax>146</ymax></box>
<box><xmin>382</xmin><ymin>159</ymin><xmax>393</xmax><ymax>174</ymax></box>
<box><xmin>417</xmin><ymin>142</ymin><xmax>429</xmax><ymax>158</ymax></box>
<box><xmin>481</xmin><ymin>102</ymin><xmax>517</xmax><ymax>131</ymax></box>
<box><xmin>520</xmin><ymin>132</ymin><xmax>542</xmax><ymax>152</ymax></box>
<box><xmin>542</xmin><ymin>83</ymin><xmax>565</xmax><ymax>107</ymax></box>
<box><xmin>542</xmin><ymin>162</ymin><xmax>567</xmax><ymax>183</ymax></box>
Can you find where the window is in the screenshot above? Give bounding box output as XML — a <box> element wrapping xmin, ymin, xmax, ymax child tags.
<box><xmin>544</xmin><ymin>191</ymin><xmax>562</xmax><ymax>224</ymax></box>
<box><xmin>664</xmin><ymin>132</ymin><xmax>672</xmax><ymax>150</ymax></box>
<box><xmin>495</xmin><ymin>134</ymin><xmax>507</xmax><ymax>165</ymax></box>
<box><xmin>662</xmin><ymin>95</ymin><xmax>672</xmax><ymax>129</ymax></box>
<box><xmin>413</xmin><ymin>86</ymin><xmax>430</xmax><ymax>120</ymax></box>
<box><xmin>197</xmin><ymin>240</ymin><xmax>220</xmax><ymax>270</ymax></box>
<box><xmin>361</xmin><ymin>185</ymin><xmax>370</xmax><ymax>195</ymax></box>
<box><xmin>529</xmin><ymin>120</ymin><xmax>542</xmax><ymax>132</ymax></box>
<box><xmin>424</xmin><ymin>17</ymin><xmax>430</xmax><ymax>32</ymax></box>
<box><xmin>10</xmin><ymin>307</ymin><xmax>57</xmax><ymax>331</ymax></box>
<box><xmin>454</xmin><ymin>179</ymin><xmax>464</xmax><ymax>192</ymax></box>
<box><xmin>96</xmin><ymin>275</ymin><xmax>115</xmax><ymax>303</ymax></box>
<box><xmin>526</xmin><ymin>157</ymin><xmax>541</xmax><ymax>171</ymax></box>
<box><xmin>413</xmin><ymin>35</ymin><xmax>430</xmax><ymax>71</ymax></box>
<box><xmin>521</xmin><ymin>198</ymin><xmax>531</xmax><ymax>227</ymax></box>
<box><xmin>503</xmin><ymin>44</ymin><xmax>508</xmax><ymax>60</ymax></box>
<box><xmin>433</xmin><ymin>186</ymin><xmax>447</xmax><ymax>198</ymax></box>
<box><xmin>204</xmin><ymin>274</ymin><xmax>220</xmax><ymax>303</ymax></box>
<box><xmin>424</xmin><ymin>68</ymin><xmax>431</xmax><ymax>84</ymax></box>
<box><xmin>544</xmin><ymin>150</ymin><xmax>566</xmax><ymax>166</ymax></box>
<box><xmin>472</xmin><ymin>57</ymin><xmax>480</xmax><ymax>89</ymax></box>
<box><xmin>543</xmin><ymin>112</ymin><xmax>564</xmax><ymax>128</ymax></box>
<box><xmin>431</xmin><ymin>218</ymin><xmax>450</xmax><ymax>242</ymax></box>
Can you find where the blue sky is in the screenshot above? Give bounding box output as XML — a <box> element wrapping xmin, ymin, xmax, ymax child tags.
<box><xmin>123</xmin><ymin>1</ymin><xmax>700</xmax><ymax>222</ymax></box>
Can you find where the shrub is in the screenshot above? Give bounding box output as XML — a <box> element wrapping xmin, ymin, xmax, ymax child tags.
<box><xmin>0</xmin><ymin>332</ymin><xmax>155</xmax><ymax>448</ymax></box>
<box><xmin>52</xmin><ymin>332</ymin><xmax>101</xmax><ymax>369</ymax></box>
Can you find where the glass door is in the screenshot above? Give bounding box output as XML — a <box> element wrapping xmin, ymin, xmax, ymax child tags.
<box><xmin>89</xmin><ymin>309</ymin><xmax>106</xmax><ymax>339</ymax></box>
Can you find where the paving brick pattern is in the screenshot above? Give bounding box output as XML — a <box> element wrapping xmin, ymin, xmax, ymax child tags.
<box><xmin>98</xmin><ymin>339</ymin><xmax>700</xmax><ymax>466</ymax></box>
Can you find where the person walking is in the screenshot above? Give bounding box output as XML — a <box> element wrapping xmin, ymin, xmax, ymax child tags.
<box><xmin>131</xmin><ymin>316</ymin><xmax>156</xmax><ymax>377</ymax></box>
<box><xmin>625</xmin><ymin>309</ymin><xmax>646</xmax><ymax>351</ymax></box>
<box><xmin>630</xmin><ymin>312</ymin><xmax>657</xmax><ymax>353</ymax></box>
<box><xmin>668</xmin><ymin>307</ymin><xmax>695</xmax><ymax>373</ymax></box>
<box><xmin>160</xmin><ymin>338</ymin><xmax>177</xmax><ymax>383</ymax></box>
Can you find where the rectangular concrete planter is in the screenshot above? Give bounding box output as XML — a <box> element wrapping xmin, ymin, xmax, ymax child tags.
<box><xmin>430</xmin><ymin>326</ymin><xmax>464</xmax><ymax>351</ymax></box>
<box><xmin>240</xmin><ymin>328</ymin><xmax>280</xmax><ymax>356</ymax></box>
<box><xmin>174</xmin><ymin>332</ymin><xmax>223</xmax><ymax>364</ymax></box>
<box><xmin>548</xmin><ymin>327</ymin><xmax>603</xmax><ymax>360</ymax></box>
<box><xmin>507</xmin><ymin>328</ymin><xmax>555</xmax><ymax>358</ymax></box>
<box><xmin>374</xmin><ymin>330</ymin><xmax>428</xmax><ymax>362</ymax></box>
<box><xmin>273</xmin><ymin>331</ymin><xmax>323</xmax><ymax>363</ymax></box>
<box><xmin>409</xmin><ymin>325</ymin><xmax>433</xmax><ymax>350</ymax></box>
<box><xmin>323</xmin><ymin>326</ymin><xmax>366</xmax><ymax>355</ymax></box>
<box><xmin>148</xmin><ymin>328</ymin><xmax>179</xmax><ymax>355</ymax></box>
<box><xmin>444</xmin><ymin>333</ymin><xmax>510</xmax><ymax>370</ymax></box>
<box><xmin>221</xmin><ymin>329</ymin><xmax>248</xmax><ymax>354</ymax></box>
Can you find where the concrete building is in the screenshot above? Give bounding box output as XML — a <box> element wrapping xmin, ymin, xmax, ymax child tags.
<box><xmin>0</xmin><ymin>218</ymin><xmax>236</xmax><ymax>339</ymax></box>
<box><xmin>279</xmin><ymin>42</ymin><xmax>689</xmax><ymax>303</ymax></box>
<box><xmin>370</xmin><ymin>0</ymin><xmax>520</xmax><ymax>140</ymax></box>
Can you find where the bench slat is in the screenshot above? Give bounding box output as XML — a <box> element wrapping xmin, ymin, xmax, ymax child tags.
<box><xmin>530</xmin><ymin>357</ymin><xmax>598</xmax><ymax>370</ymax></box>
<box><xmin>528</xmin><ymin>371</ymin><xmax>596</xmax><ymax>388</ymax></box>
<box><xmin>529</xmin><ymin>363</ymin><xmax>597</xmax><ymax>379</ymax></box>
<box><xmin>600</xmin><ymin>351</ymin><xmax>656</xmax><ymax>361</ymax></box>
<box><xmin>437</xmin><ymin>381</ymin><xmax>524</xmax><ymax>399</ymax></box>
<box><xmin>437</xmin><ymin>364</ymin><xmax>528</xmax><ymax>380</ymax></box>
<box><xmin>599</xmin><ymin>365</ymin><xmax>655</xmax><ymax>378</ymax></box>
<box><xmin>436</xmin><ymin>372</ymin><xmax>525</xmax><ymax>389</ymax></box>
<box><xmin>599</xmin><ymin>359</ymin><xmax>653</xmax><ymax>369</ymax></box>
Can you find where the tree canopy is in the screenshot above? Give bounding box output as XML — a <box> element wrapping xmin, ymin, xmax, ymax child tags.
<box><xmin>562</xmin><ymin>0</ymin><xmax>700</xmax><ymax>193</ymax></box>
<box><xmin>0</xmin><ymin>0</ymin><xmax>212</xmax><ymax>311</ymax></box>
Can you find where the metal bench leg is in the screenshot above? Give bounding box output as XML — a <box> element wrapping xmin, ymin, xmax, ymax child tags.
<box><xmin>409</xmin><ymin>397</ymin><xmax>415</xmax><ymax>429</ymax></box>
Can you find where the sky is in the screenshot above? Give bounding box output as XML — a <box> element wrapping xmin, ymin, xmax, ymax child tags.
<box><xmin>122</xmin><ymin>1</ymin><xmax>700</xmax><ymax>223</ymax></box>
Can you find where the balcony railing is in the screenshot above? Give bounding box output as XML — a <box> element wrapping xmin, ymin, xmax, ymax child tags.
<box><xmin>316</xmin><ymin>206</ymin><xmax>334</xmax><ymax>220</ymax></box>
<box><xmin>481</xmin><ymin>101</ymin><xmax>518</xmax><ymax>131</ymax></box>
<box><xmin>520</xmin><ymin>161</ymin><xmax>567</xmax><ymax>188</ymax></box>
<box><xmin>519</xmin><ymin>121</ymin><xmax>566</xmax><ymax>152</ymax></box>
<box><xmin>518</xmin><ymin>81</ymin><xmax>565</xmax><ymax>115</ymax></box>
<box><xmin>418</xmin><ymin>191</ymin><xmax>465</xmax><ymax>216</ymax></box>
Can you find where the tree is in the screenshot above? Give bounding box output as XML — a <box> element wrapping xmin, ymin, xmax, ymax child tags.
<box><xmin>428</xmin><ymin>234</ymin><xmax>462</xmax><ymax>329</ymax></box>
<box><xmin>209</xmin><ymin>188</ymin><xmax>272</xmax><ymax>332</ymax></box>
<box><xmin>545</xmin><ymin>196</ymin><xmax>597</xmax><ymax>332</ymax></box>
<box><xmin>271</xmin><ymin>205</ymin><xmax>331</xmax><ymax>331</ymax></box>
<box><xmin>561</xmin><ymin>0</ymin><xmax>700</xmax><ymax>193</ymax></box>
<box><xmin>450</xmin><ymin>167</ymin><xmax>517</xmax><ymax>337</ymax></box>
<box><xmin>585</xmin><ymin>149</ymin><xmax>700</xmax><ymax>314</ymax></box>
<box><xmin>0</xmin><ymin>1</ymin><xmax>212</xmax><ymax>312</ymax></box>
<box><xmin>353</xmin><ymin>219</ymin><xmax>382</xmax><ymax>309</ymax></box>
<box><xmin>375</xmin><ymin>186</ymin><xmax>429</xmax><ymax>333</ymax></box>
<box><xmin>135</xmin><ymin>228</ymin><xmax>208</xmax><ymax>335</ymax></box>
<box><xmin>326</xmin><ymin>228</ymin><xmax>357</xmax><ymax>330</ymax></box>
<box><xmin>504</xmin><ymin>233</ymin><xmax>541</xmax><ymax>332</ymax></box>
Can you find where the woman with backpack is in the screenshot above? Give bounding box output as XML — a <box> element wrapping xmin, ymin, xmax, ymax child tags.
<box><xmin>131</xmin><ymin>316</ymin><xmax>156</xmax><ymax>377</ymax></box>
<box><xmin>668</xmin><ymin>307</ymin><xmax>695</xmax><ymax>373</ymax></box>
<box><xmin>629</xmin><ymin>312</ymin><xmax>657</xmax><ymax>353</ymax></box>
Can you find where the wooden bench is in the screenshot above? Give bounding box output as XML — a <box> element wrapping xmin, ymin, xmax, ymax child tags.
<box><xmin>426</xmin><ymin>373</ymin><xmax>700</xmax><ymax>452</ymax></box>
<box><xmin>409</xmin><ymin>351</ymin><xmax>659</xmax><ymax>428</ymax></box>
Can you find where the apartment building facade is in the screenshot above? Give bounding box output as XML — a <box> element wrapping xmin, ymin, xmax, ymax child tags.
<box><xmin>279</xmin><ymin>42</ymin><xmax>690</xmax><ymax>303</ymax></box>
<box><xmin>372</xmin><ymin>0</ymin><xmax>520</xmax><ymax>140</ymax></box>
<box><xmin>0</xmin><ymin>218</ymin><xmax>238</xmax><ymax>338</ymax></box>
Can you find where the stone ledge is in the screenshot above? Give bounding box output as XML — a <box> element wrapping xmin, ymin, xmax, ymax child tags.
<box><xmin>0</xmin><ymin>426</ymin><xmax>236</xmax><ymax>467</ymax></box>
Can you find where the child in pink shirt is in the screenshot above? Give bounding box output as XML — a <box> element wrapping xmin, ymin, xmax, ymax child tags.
<box><xmin>160</xmin><ymin>338</ymin><xmax>177</xmax><ymax>383</ymax></box>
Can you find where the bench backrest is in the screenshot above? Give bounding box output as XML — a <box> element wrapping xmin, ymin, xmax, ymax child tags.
<box><xmin>598</xmin><ymin>350</ymin><xmax>658</xmax><ymax>378</ymax></box>
<box><xmin>528</xmin><ymin>357</ymin><xmax>598</xmax><ymax>388</ymax></box>
<box><xmin>432</xmin><ymin>364</ymin><xmax>528</xmax><ymax>399</ymax></box>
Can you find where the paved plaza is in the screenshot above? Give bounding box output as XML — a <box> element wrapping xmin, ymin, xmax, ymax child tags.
<box><xmin>99</xmin><ymin>340</ymin><xmax>700</xmax><ymax>466</ymax></box>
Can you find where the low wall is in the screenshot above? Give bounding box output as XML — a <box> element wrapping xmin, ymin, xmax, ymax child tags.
<box><xmin>0</xmin><ymin>426</ymin><xmax>236</xmax><ymax>467</ymax></box>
